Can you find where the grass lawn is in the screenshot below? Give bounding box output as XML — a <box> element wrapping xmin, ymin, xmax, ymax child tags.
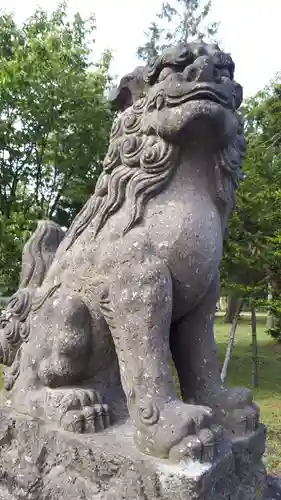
<box><xmin>215</xmin><ymin>313</ymin><xmax>281</xmax><ymax>475</ymax></box>
<box><xmin>0</xmin><ymin>314</ymin><xmax>280</xmax><ymax>474</ymax></box>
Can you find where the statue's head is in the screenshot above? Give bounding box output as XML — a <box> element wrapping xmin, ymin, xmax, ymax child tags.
<box><xmin>66</xmin><ymin>42</ymin><xmax>245</xmax><ymax>248</ymax></box>
<box><xmin>111</xmin><ymin>41</ymin><xmax>243</xmax><ymax>154</ymax></box>
<box><xmin>143</xmin><ymin>42</ymin><xmax>242</xmax><ymax>153</ymax></box>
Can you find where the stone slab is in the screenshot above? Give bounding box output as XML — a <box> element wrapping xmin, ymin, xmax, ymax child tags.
<box><xmin>0</xmin><ymin>408</ymin><xmax>267</xmax><ymax>500</ymax></box>
<box><xmin>267</xmin><ymin>476</ymin><xmax>281</xmax><ymax>499</ymax></box>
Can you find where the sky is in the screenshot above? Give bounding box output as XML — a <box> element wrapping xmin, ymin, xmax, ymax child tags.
<box><xmin>1</xmin><ymin>0</ymin><xmax>281</xmax><ymax>98</ymax></box>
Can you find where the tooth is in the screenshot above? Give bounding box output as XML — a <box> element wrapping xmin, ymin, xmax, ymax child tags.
<box><xmin>156</xmin><ymin>94</ymin><xmax>164</xmax><ymax>110</ymax></box>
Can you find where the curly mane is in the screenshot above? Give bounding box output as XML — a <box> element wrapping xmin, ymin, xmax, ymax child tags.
<box><xmin>0</xmin><ymin>220</ymin><xmax>64</xmax><ymax>385</ymax></box>
<box><xmin>20</xmin><ymin>220</ymin><xmax>65</xmax><ymax>288</ymax></box>
<box><xmin>213</xmin><ymin>113</ymin><xmax>245</xmax><ymax>212</ymax></box>
<box><xmin>64</xmin><ymin>102</ymin><xmax>245</xmax><ymax>252</ymax></box>
<box><xmin>64</xmin><ymin>96</ymin><xmax>179</xmax><ymax>250</ymax></box>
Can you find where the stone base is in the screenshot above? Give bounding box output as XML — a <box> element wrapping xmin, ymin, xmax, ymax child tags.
<box><xmin>0</xmin><ymin>408</ymin><xmax>267</xmax><ymax>499</ymax></box>
<box><xmin>267</xmin><ymin>476</ymin><xmax>281</xmax><ymax>499</ymax></box>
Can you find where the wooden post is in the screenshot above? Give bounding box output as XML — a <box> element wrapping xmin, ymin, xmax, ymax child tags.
<box><xmin>221</xmin><ymin>298</ymin><xmax>244</xmax><ymax>384</ymax></box>
<box><xmin>251</xmin><ymin>307</ymin><xmax>258</xmax><ymax>388</ymax></box>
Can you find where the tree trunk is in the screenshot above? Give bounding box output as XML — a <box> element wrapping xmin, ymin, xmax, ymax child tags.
<box><xmin>266</xmin><ymin>277</ymin><xmax>281</xmax><ymax>340</ymax></box>
<box><xmin>266</xmin><ymin>282</ymin><xmax>276</xmax><ymax>330</ymax></box>
<box><xmin>251</xmin><ymin>307</ymin><xmax>258</xmax><ymax>388</ymax></box>
<box><xmin>266</xmin><ymin>311</ymin><xmax>281</xmax><ymax>332</ymax></box>
<box><xmin>221</xmin><ymin>299</ymin><xmax>244</xmax><ymax>384</ymax></box>
<box><xmin>224</xmin><ymin>291</ymin><xmax>240</xmax><ymax>323</ymax></box>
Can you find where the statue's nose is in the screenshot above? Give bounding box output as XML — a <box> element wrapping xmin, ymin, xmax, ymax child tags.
<box><xmin>183</xmin><ymin>56</ymin><xmax>217</xmax><ymax>83</ymax></box>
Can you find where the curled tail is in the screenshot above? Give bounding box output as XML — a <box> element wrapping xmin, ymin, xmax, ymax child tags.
<box><xmin>0</xmin><ymin>220</ymin><xmax>64</xmax><ymax>388</ymax></box>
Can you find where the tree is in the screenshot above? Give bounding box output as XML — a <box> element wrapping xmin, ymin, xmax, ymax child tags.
<box><xmin>137</xmin><ymin>0</ymin><xmax>219</xmax><ymax>62</ymax></box>
<box><xmin>0</xmin><ymin>211</ymin><xmax>36</xmax><ymax>295</ymax></box>
<box><xmin>221</xmin><ymin>77</ymin><xmax>281</xmax><ymax>334</ymax></box>
<box><xmin>0</xmin><ymin>3</ymin><xmax>113</xmax><ymax>294</ymax></box>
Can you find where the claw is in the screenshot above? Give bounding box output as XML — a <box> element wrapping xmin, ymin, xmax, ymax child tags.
<box><xmin>192</xmin><ymin>406</ymin><xmax>213</xmax><ymax>432</ymax></box>
<box><xmin>229</xmin><ymin>408</ymin><xmax>248</xmax><ymax>433</ymax></box>
<box><xmin>246</xmin><ymin>405</ymin><xmax>259</xmax><ymax>432</ymax></box>
<box><xmin>93</xmin><ymin>404</ymin><xmax>104</xmax><ymax>432</ymax></box>
<box><xmin>83</xmin><ymin>404</ymin><xmax>110</xmax><ymax>433</ymax></box>
<box><xmin>229</xmin><ymin>405</ymin><xmax>259</xmax><ymax>434</ymax></box>
<box><xmin>198</xmin><ymin>428</ymin><xmax>216</xmax><ymax>462</ymax></box>
<box><xmin>60</xmin><ymin>392</ymin><xmax>81</xmax><ymax>413</ymax></box>
<box><xmin>61</xmin><ymin>410</ymin><xmax>85</xmax><ymax>433</ymax></box>
<box><xmin>169</xmin><ymin>435</ymin><xmax>203</xmax><ymax>462</ymax></box>
<box><xmin>103</xmin><ymin>404</ymin><xmax>110</xmax><ymax>428</ymax></box>
<box><xmin>54</xmin><ymin>389</ymin><xmax>110</xmax><ymax>434</ymax></box>
<box><xmin>210</xmin><ymin>424</ymin><xmax>224</xmax><ymax>441</ymax></box>
<box><xmin>83</xmin><ymin>406</ymin><xmax>96</xmax><ymax>433</ymax></box>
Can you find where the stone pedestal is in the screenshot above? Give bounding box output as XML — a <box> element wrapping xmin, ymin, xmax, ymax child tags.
<box><xmin>0</xmin><ymin>409</ymin><xmax>267</xmax><ymax>500</ymax></box>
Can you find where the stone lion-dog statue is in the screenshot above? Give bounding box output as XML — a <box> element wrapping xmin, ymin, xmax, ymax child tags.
<box><xmin>0</xmin><ymin>40</ymin><xmax>260</xmax><ymax>463</ymax></box>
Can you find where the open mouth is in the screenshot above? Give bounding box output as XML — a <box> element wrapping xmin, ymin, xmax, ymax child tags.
<box><xmin>165</xmin><ymin>88</ymin><xmax>230</xmax><ymax>108</ymax></box>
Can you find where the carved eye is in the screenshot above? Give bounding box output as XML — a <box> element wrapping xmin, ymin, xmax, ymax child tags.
<box><xmin>158</xmin><ymin>67</ymin><xmax>174</xmax><ymax>82</ymax></box>
<box><xmin>220</xmin><ymin>67</ymin><xmax>231</xmax><ymax>79</ymax></box>
<box><xmin>213</xmin><ymin>67</ymin><xmax>221</xmax><ymax>83</ymax></box>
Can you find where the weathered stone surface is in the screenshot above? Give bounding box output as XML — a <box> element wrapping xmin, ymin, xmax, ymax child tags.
<box><xmin>0</xmin><ymin>220</ymin><xmax>64</xmax><ymax>389</ymax></box>
<box><xmin>0</xmin><ymin>488</ymin><xmax>16</xmax><ymax>500</ymax></box>
<box><xmin>267</xmin><ymin>476</ymin><xmax>281</xmax><ymax>499</ymax></box>
<box><xmin>0</xmin><ymin>39</ymin><xmax>270</xmax><ymax>498</ymax></box>
<box><xmin>0</xmin><ymin>410</ymin><xmax>267</xmax><ymax>500</ymax></box>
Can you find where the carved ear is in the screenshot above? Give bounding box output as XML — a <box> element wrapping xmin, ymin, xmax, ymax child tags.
<box><xmin>233</xmin><ymin>81</ymin><xmax>243</xmax><ymax>109</ymax></box>
<box><xmin>109</xmin><ymin>66</ymin><xmax>147</xmax><ymax>112</ymax></box>
<box><xmin>109</xmin><ymin>81</ymin><xmax>134</xmax><ymax>112</ymax></box>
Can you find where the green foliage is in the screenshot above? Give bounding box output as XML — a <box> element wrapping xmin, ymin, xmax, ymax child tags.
<box><xmin>0</xmin><ymin>3</ymin><xmax>114</xmax><ymax>294</ymax></box>
<box><xmin>137</xmin><ymin>0</ymin><xmax>219</xmax><ymax>62</ymax></box>
<box><xmin>0</xmin><ymin>211</ymin><xmax>38</xmax><ymax>295</ymax></box>
<box><xmin>222</xmin><ymin>77</ymin><xmax>281</xmax><ymax>334</ymax></box>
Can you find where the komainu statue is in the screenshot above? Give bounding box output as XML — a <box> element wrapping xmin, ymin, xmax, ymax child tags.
<box><xmin>0</xmin><ymin>221</ymin><xmax>65</xmax><ymax>389</ymax></box>
<box><xmin>1</xmin><ymin>41</ymin><xmax>260</xmax><ymax>464</ymax></box>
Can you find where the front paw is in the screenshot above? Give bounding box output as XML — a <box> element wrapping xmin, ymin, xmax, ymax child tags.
<box><xmin>57</xmin><ymin>389</ymin><xmax>111</xmax><ymax>433</ymax></box>
<box><xmin>209</xmin><ymin>387</ymin><xmax>259</xmax><ymax>435</ymax></box>
<box><xmin>134</xmin><ymin>400</ymin><xmax>224</xmax><ymax>463</ymax></box>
